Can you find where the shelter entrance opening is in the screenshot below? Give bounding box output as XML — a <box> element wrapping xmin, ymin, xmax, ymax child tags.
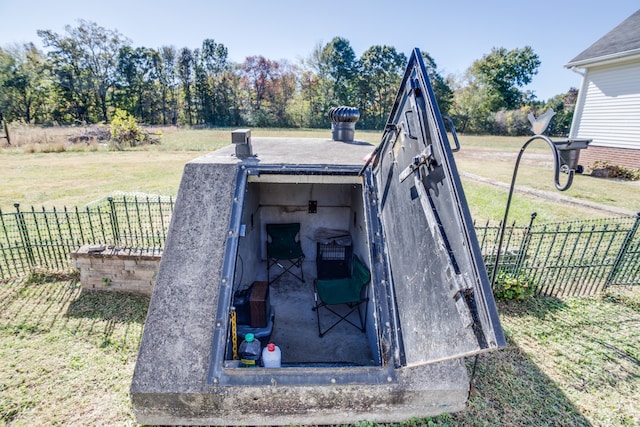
<box><xmin>213</xmin><ymin>167</ymin><xmax>393</xmax><ymax>383</ymax></box>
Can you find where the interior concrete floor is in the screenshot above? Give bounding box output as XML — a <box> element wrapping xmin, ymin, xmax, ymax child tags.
<box><xmin>245</xmin><ymin>261</ymin><xmax>376</xmax><ymax>366</ymax></box>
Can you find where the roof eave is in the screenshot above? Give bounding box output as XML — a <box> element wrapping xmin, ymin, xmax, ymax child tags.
<box><xmin>565</xmin><ymin>48</ymin><xmax>640</xmax><ymax>69</ymax></box>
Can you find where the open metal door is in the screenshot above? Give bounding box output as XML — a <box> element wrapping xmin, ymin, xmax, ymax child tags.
<box><xmin>370</xmin><ymin>49</ymin><xmax>506</xmax><ymax>366</ymax></box>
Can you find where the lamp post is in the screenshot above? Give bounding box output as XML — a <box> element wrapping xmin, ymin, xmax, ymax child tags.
<box><xmin>490</xmin><ymin>133</ymin><xmax>591</xmax><ymax>287</ymax></box>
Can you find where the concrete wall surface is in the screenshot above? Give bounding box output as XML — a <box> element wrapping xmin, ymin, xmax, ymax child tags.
<box><xmin>132</xmin><ymin>360</ymin><xmax>469</xmax><ymax>426</ymax></box>
<box><xmin>130</xmin><ymin>138</ymin><xmax>472</xmax><ymax>425</ymax></box>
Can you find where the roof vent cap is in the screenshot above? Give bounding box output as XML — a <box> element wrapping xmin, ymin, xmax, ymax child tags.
<box><xmin>231</xmin><ymin>129</ymin><xmax>252</xmax><ymax>158</ymax></box>
<box><xmin>329</xmin><ymin>106</ymin><xmax>360</xmax><ymax>142</ymax></box>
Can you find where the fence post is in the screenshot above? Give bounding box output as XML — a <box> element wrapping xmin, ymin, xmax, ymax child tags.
<box><xmin>605</xmin><ymin>212</ymin><xmax>640</xmax><ymax>288</ymax></box>
<box><xmin>108</xmin><ymin>197</ymin><xmax>121</xmax><ymax>244</ymax></box>
<box><xmin>515</xmin><ymin>212</ymin><xmax>537</xmax><ymax>273</ymax></box>
<box><xmin>14</xmin><ymin>203</ymin><xmax>36</xmax><ymax>267</ymax></box>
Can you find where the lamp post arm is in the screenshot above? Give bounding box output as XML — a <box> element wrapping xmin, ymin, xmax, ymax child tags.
<box><xmin>491</xmin><ymin>134</ymin><xmax>574</xmax><ymax>287</ymax></box>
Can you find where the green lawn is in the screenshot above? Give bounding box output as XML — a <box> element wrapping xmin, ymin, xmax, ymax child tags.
<box><xmin>458</xmin><ymin>290</ymin><xmax>640</xmax><ymax>426</ymax></box>
<box><xmin>455</xmin><ymin>151</ymin><xmax>639</xmax><ymax>216</ymax></box>
<box><xmin>0</xmin><ymin>150</ymin><xmax>197</xmax><ymax>208</ymax></box>
<box><xmin>1</xmin><ymin>127</ymin><xmax>637</xmax><ymax>224</ymax></box>
<box><xmin>1</xmin><ymin>275</ymin><xmax>637</xmax><ymax>425</ymax></box>
<box><xmin>0</xmin><ymin>274</ymin><xmax>147</xmax><ymax>425</ymax></box>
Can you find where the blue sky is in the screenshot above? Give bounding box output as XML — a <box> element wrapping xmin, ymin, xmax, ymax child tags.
<box><xmin>0</xmin><ymin>0</ymin><xmax>637</xmax><ymax>100</ymax></box>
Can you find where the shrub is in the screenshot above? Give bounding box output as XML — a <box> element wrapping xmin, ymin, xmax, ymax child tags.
<box><xmin>109</xmin><ymin>109</ymin><xmax>148</xmax><ymax>149</ymax></box>
<box><xmin>590</xmin><ymin>161</ymin><xmax>640</xmax><ymax>181</ymax></box>
<box><xmin>490</xmin><ymin>107</ymin><xmax>532</xmax><ymax>136</ymax></box>
<box><xmin>493</xmin><ymin>271</ymin><xmax>535</xmax><ymax>300</ymax></box>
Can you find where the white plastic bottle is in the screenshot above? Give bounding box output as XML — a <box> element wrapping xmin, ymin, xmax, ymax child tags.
<box><xmin>261</xmin><ymin>343</ymin><xmax>281</xmax><ymax>368</ymax></box>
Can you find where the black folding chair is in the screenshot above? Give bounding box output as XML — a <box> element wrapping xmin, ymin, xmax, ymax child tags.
<box><xmin>266</xmin><ymin>223</ymin><xmax>305</xmax><ymax>284</ymax></box>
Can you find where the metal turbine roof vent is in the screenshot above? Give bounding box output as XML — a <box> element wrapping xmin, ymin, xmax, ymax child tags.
<box><xmin>329</xmin><ymin>106</ymin><xmax>360</xmax><ymax>142</ymax></box>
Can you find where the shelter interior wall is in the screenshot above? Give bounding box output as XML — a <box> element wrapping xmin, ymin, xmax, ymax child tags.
<box><xmin>232</xmin><ymin>180</ymin><xmax>380</xmax><ymax>366</ymax></box>
<box><xmin>236</xmin><ymin>181</ymin><xmax>370</xmax><ymax>288</ymax></box>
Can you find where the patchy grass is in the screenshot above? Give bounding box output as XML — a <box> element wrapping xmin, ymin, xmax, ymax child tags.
<box><xmin>0</xmin><ymin>275</ymin><xmax>637</xmax><ymax>426</ymax></box>
<box><xmin>452</xmin><ymin>133</ymin><xmax>546</xmax><ymax>152</ymax></box>
<box><xmin>0</xmin><ymin>150</ymin><xmax>198</xmax><ymax>209</ymax></box>
<box><xmin>0</xmin><ymin>277</ymin><xmax>147</xmax><ymax>425</ymax></box>
<box><xmin>420</xmin><ymin>288</ymin><xmax>640</xmax><ymax>426</ymax></box>
<box><xmin>513</xmin><ymin>293</ymin><xmax>639</xmax><ymax>426</ymax></box>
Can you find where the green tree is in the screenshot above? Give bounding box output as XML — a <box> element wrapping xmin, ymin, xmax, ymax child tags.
<box><xmin>156</xmin><ymin>46</ymin><xmax>179</xmax><ymax>125</ymax></box>
<box><xmin>116</xmin><ymin>46</ymin><xmax>160</xmax><ymax>123</ymax></box>
<box><xmin>357</xmin><ymin>45</ymin><xmax>406</xmax><ymax>129</ymax></box>
<box><xmin>239</xmin><ymin>55</ymin><xmax>271</xmax><ymax>125</ymax></box>
<box><xmin>288</xmin><ymin>67</ymin><xmax>321</xmax><ymax>128</ymax></box>
<box><xmin>321</xmin><ymin>37</ymin><xmax>359</xmax><ymax>107</ymax></box>
<box><xmin>470</xmin><ymin>46</ymin><xmax>540</xmax><ymax>111</ymax></box>
<box><xmin>0</xmin><ymin>43</ymin><xmax>51</xmax><ymax>123</ymax></box>
<box><xmin>268</xmin><ymin>60</ymin><xmax>297</xmax><ymax>127</ymax></box>
<box><xmin>193</xmin><ymin>48</ymin><xmax>210</xmax><ymax>124</ymax></box>
<box><xmin>177</xmin><ymin>47</ymin><xmax>194</xmax><ymax>125</ymax></box>
<box><xmin>193</xmin><ymin>39</ymin><xmax>233</xmax><ymax>125</ymax></box>
<box><xmin>545</xmin><ymin>88</ymin><xmax>577</xmax><ymax>137</ymax></box>
<box><xmin>421</xmin><ymin>51</ymin><xmax>453</xmax><ymax>116</ymax></box>
<box><xmin>448</xmin><ymin>72</ymin><xmax>493</xmax><ymax>133</ymax></box>
<box><xmin>38</xmin><ymin>20</ymin><xmax>129</xmax><ymax>122</ymax></box>
<box><xmin>221</xmin><ymin>69</ymin><xmax>243</xmax><ymax>127</ymax></box>
<box><xmin>298</xmin><ymin>42</ymin><xmax>334</xmax><ymax>128</ymax></box>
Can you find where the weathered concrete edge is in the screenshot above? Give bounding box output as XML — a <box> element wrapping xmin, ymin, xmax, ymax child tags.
<box><xmin>132</xmin><ymin>359</ymin><xmax>469</xmax><ymax>426</ymax></box>
<box><xmin>70</xmin><ymin>245</ymin><xmax>163</xmax><ymax>261</ymax></box>
<box><xmin>131</xmin><ymin>161</ymin><xmax>237</xmax><ymax>394</ymax></box>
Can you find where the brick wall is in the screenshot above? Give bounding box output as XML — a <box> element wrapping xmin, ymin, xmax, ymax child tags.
<box><xmin>70</xmin><ymin>245</ymin><xmax>161</xmax><ymax>295</ymax></box>
<box><xmin>580</xmin><ymin>146</ymin><xmax>640</xmax><ymax>171</ymax></box>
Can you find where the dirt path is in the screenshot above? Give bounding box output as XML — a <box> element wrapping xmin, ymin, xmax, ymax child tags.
<box><xmin>460</xmin><ymin>172</ymin><xmax>636</xmax><ymax>217</ymax></box>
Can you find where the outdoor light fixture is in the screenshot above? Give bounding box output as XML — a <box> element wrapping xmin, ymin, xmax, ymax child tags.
<box><xmin>554</xmin><ymin>139</ymin><xmax>591</xmax><ymax>174</ymax></box>
<box><xmin>490</xmin><ymin>114</ymin><xmax>591</xmax><ymax>287</ymax></box>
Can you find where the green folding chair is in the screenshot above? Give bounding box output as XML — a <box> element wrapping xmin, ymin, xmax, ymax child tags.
<box><xmin>266</xmin><ymin>223</ymin><xmax>305</xmax><ymax>284</ymax></box>
<box><xmin>312</xmin><ymin>255</ymin><xmax>370</xmax><ymax>337</ymax></box>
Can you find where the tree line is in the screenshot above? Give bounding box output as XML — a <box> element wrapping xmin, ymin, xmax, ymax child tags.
<box><xmin>0</xmin><ymin>20</ymin><xmax>576</xmax><ymax>135</ymax></box>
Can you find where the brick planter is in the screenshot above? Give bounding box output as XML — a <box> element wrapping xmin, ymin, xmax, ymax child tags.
<box><xmin>70</xmin><ymin>245</ymin><xmax>162</xmax><ymax>296</ymax></box>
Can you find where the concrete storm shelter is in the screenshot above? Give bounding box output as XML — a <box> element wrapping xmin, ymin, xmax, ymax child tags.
<box><xmin>131</xmin><ymin>49</ymin><xmax>506</xmax><ymax>425</ymax></box>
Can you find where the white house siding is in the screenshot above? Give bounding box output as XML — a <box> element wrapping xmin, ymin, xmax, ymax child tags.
<box><xmin>572</xmin><ymin>58</ymin><xmax>640</xmax><ymax>152</ymax></box>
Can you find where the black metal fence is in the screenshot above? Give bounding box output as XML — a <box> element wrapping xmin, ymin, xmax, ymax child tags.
<box><xmin>1</xmin><ymin>194</ymin><xmax>638</xmax><ymax>297</ymax></box>
<box><xmin>477</xmin><ymin>212</ymin><xmax>640</xmax><ymax>296</ymax></box>
<box><xmin>0</xmin><ymin>194</ymin><xmax>173</xmax><ymax>279</ymax></box>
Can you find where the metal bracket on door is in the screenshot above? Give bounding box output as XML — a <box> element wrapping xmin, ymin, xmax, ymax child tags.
<box><xmin>399</xmin><ymin>145</ymin><xmax>434</xmax><ymax>183</ymax></box>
